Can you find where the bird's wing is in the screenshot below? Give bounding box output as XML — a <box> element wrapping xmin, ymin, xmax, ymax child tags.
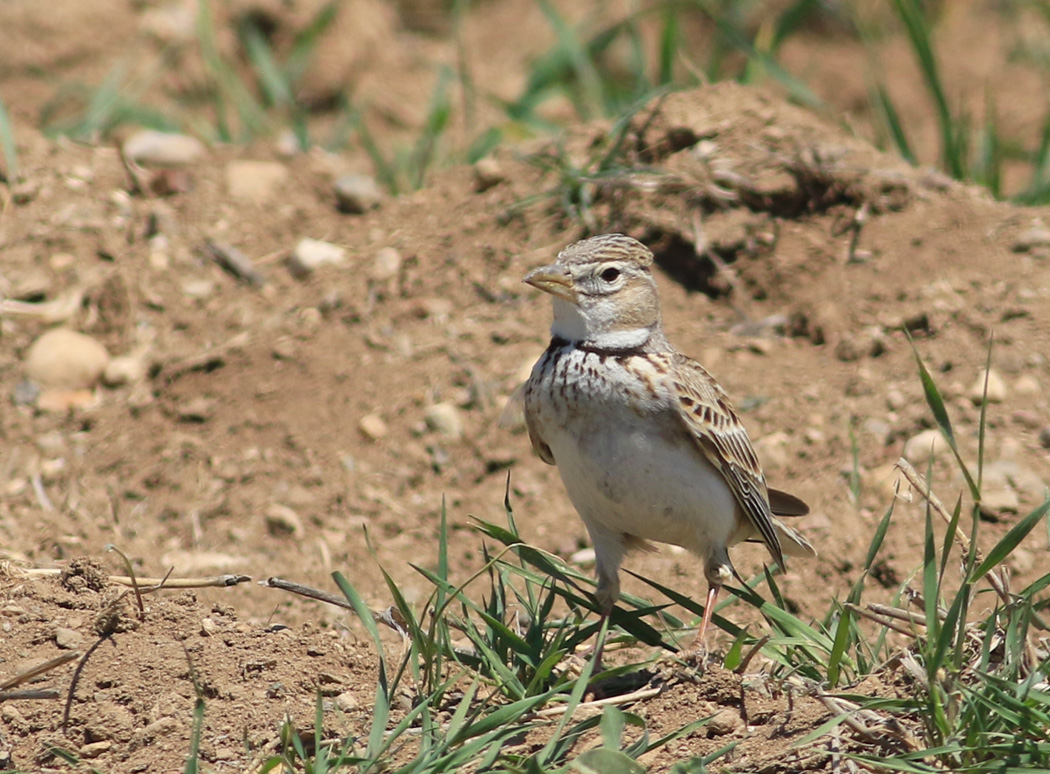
<box><xmin>669</xmin><ymin>353</ymin><xmax>785</xmax><ymax>568</ymax></box>
<box><xmin>516</xmin><ymin>381</ymin><xmax>555</xmax><ymax>465</ymax></box>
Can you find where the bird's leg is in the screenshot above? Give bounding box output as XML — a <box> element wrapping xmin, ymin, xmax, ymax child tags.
<box><xmin>677</xmin><ymin>583</ymin><xmax>720</xmax><ymax>664</ymax></box>
<box><xmin>590</xmin><ymin>605</ymin><xmax>612</xmax><ymax>674</ymax></box>
<box><xmin>583</xmin><ymin>527</ymin><xmax>624</xmax><ymax>674</ymax></box>
<box><xmin>697</xmin><ymin>583</ymin><xmax>720</xmax><ymax>645</ymax></box>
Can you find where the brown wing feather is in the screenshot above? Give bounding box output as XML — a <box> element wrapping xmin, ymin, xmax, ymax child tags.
<box><xmin>520</xmin><ymin>383</ymin><xmax>556</xmax><ymax>466</ymax></box>
<box><xmin>670</xmin><ymin>354</ymin><xmax>785</xmax><ymax>568</ymax></box>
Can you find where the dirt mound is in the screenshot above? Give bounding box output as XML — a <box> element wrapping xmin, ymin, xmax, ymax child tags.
<box><xmin>2</xmin><ymin>83</ymin><xmax>1048</xmax><ymax>770</ymax></box>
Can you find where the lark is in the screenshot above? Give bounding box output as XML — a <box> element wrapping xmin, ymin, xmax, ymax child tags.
<box><xmin>522</xmin><ymin>233</ymin><xmax>815</xmax><ymax>657</ymax></box>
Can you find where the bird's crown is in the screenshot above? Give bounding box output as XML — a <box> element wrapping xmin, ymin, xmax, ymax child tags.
<box><xmin>555</xmin><ymin>233</ymin><xmax>654</xmax><ymax>269</ymax></box>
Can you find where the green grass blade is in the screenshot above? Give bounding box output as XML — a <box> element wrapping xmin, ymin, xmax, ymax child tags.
<box><xmin>908</xmin><ymin>338</ymin><xmax>979</xmax><ymax>499</ymax></box>
<box><xmin>827</xmin><ymin>605</ymin><xmax>853</xmax><ymax>688</ymax></box>
<box><xmin>657</xmin><ymin>9</ymin><xmax>679</xmax><ymax>86</ymax></box>
<box><xmin>872</xmin><ymin>81</ymin><xmax>916</xmax><ymax>164</ymax></box>
<box><xmin>534</xmin><ymin>0</ymin><xmax>605</xmax><ymax>120</ymax></box>
<box><xmin>240</xmin><ymin>21</ymin><xmax>292</xmax><ymax>109</ymax></box>
<box><xmin>285</xmin><ymin>0</ymin><xmax>340</xmax><ymax>86</ymax></box>
<box><xmin>921</xmin><ymin>493</ymin><xmax>940</xmax><ymax>645</ymax></box>
<box><xmin>890</xmin><ymin>0</ymin><xmax>961</xmax><ymax>177</ymax></box>
<box><xmin>970</xmin><ymin>497</ymin><xmax>1050</xmax><ymax>582</ymax></box>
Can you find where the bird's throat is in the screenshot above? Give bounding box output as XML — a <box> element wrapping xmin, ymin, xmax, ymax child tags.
<box><xmin>550</xmin><ymin>325</ymin><xmax>654</xmax><ymax>355</ymax></box>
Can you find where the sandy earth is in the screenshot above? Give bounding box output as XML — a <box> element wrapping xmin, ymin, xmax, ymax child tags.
<box><xmin>1</xmin><ymin>2</ymin><xmax>1049</xmax><ymax>772</ymax></box>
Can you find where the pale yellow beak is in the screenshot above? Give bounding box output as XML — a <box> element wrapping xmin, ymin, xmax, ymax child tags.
<box><xmin>524</xmin><ymin>265</ymin><xmax>577</xmax><ymax>304</ymax></box>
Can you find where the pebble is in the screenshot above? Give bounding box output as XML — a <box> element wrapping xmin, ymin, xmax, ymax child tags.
<box><xmin>866</xmin><ymin>461</ymin><xmax>904</xmax><ymax>504</ymax></box>
<box><xmin>835</xmin><ymin>327</ymin><xmax>886</xmax><ymax>362</ymax></box>
<box><xmin>985</xmin><ymin>460</ymin><xmax>1048</xmax><ymax>503</ymax></box>
<box><xmin>287</xmin><ymin>238</ymin><xmax>347</xmax><ymax>278</ymax></box>
<box><xmin>200</xmin><ymin>617</ymin><xmax>217</xmax><ymax>636</ymax></box>
<box><xmin>1040</xmin><ymin>426</ymin><xmax>1050</xmax><ymax>449</ymax></box>
<box><xmin>473</xmin><ymin>157</ymin><xmax>505</xmax><ymax>192</ymax></box>
<box><xmin>1012</xmin><ymin>410</ymin><xmax>1042</xmax><ymax>429</ymax></box>
<box><xmin>139</xmin><ymin>2</ymin><xmax>196</xmax><ymax>44</ymax></box>
<box><xmin>969</xmin><ymin>369</ymin><xmax>1007</xmax><ymax>404</ymax></box>
<box><xmin>54</xmin><ymin>626</ymin><xmax>82</xmax><ymax>649</ymax></box>
<box><xmin>272</xmin><ymin>338</ymin><xmax>297</xmax><ymax>360</ymax></box>
<box><xmin>13</xmin><ymin>380</ymin><xmax>40</xmax><ymax>406</ymax></box>
<box><xmin>903</xmin><ymin>428</ymin><xmax>950</xmax><ymax>465</ymax></box>
<box><xmin>1008</xmin><ymin>547</ymin><xmax>1035</xmax><ymax>575</ymax></box>
<box><xmin>265</xmin><ymin>504</ymin><xmax>304</xmax><ymax>537</ymax></box>
<box><xmin>334</xmin><ymin>174</ymin><xmax>383</xmax><ymax>214</ymax></box>
<box><xmin>123</xmin><ymin>130</ymin><xmax>204</xmax><ymax>166</ymax></box>
<box><xmin>371</xmin><ymin>247</ymin><xmax>402</xmax><ymax>282</ymax></box>
<box><xmin>36</xmin><ymin>389</ymin><xmax>98</xmax><ymax>412</ymax></box>
<box><xmin>177</xmin><ymin>397</ymin><xmax>215</xmax><ymax>423</ymax></box>
<box><xmin>424</xmin><ymin>403</ymin><xmax>463</xmax><ymax>441</ymax></box>
<box><xmin>861</xmin><ymin>418</ymin><xmax>892</xmax><ymax>445</ymax></box>
<box><xmin>225</xmin><ymin>160</ymin><xmax>288</xmax><ymax>203</ymax></box>
<box><xmin>335</xmin><ymin>691</ymin><xmax>359</xmax><ymax>711</ymax></box>
<box><xmin>103</xmin><ymin>356</ymin><xmax>147</xmax><ymax>387</ymax></box>
<box><xmin>1014</xmin><ymin>374</ymin><xmax>1041</xmax><ymax>396</ymax></box>
<box><xmin>1012</xmin><ymin>224</ymin><xmax>1050</xmax><ymax>253</ymax></box>
<box><xmin>25</xmin><ymin>328</ymin><xmax>110</xmax><ymax>390</ymax></box>
<box><xmin>39</xmin><ymin>458</ymin><xmax>66</xmax><ymax>482</ymax></box>
<box><xmin>708</xmin><ymin>708</ymin><xmax>744</xmax><ymax>736</ymax></box>
<box><xmin>570</xmin><ymin>547</ymin><xmax>596</xmax><ymax>566</ymax></box>
<box><xmin>182</xmin><ymin>278</ymin><xmax>215</xmax><ymax>299</ymax></box>
<box><xmin>980</xmin><ymin>481</ymin><xmax>1019</xmax><ymax>514</ymax></box>
<box><xmin>358</xmin><ymin>414</ymin><xmax>388</xmax><ymax>441</ymax></box>
<box><xmin>79</xmin><ymin>741</ymin><xmax>113</xmax><ymax>759</ymax></box>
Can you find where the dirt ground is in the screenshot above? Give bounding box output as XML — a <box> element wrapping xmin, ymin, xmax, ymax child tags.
<box><xmin>2</xmin><ymin>2</ymin><xmax>1050</xmax><ymax>772</ymax></box>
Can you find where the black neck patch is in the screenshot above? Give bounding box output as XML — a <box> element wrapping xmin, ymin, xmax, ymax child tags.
<box><xmin>549</xmin><ymin>335</ymin><xmax>648</xmax><ymax>358</ymax></box>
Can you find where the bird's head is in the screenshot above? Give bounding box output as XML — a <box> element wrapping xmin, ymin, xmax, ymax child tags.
<box><xmin>524</xmin><ymin>234</ymin><xmax>663</xmax><ymax>349</ymax></box>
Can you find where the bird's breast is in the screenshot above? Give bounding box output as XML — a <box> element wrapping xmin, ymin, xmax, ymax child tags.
<box><xmin>524</xmin><ymin>346</ymin><xmax>737</xmax><ymax>553</ymax></box>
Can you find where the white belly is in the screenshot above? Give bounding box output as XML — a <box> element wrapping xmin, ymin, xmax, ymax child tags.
<box><xmin>546</xmin><ymin>411</ymin><xmax>737</xmax><ymax>555</ymax></box>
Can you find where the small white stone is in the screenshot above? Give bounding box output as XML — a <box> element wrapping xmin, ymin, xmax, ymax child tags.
<box><xmin>358</xmin><ymin>414</ymin><xmax>388</xmax><ymax>441</ymax></box>
<box><xmin>1013</xmin><ymin>224</ymin><xmax>1050</xmax><ymax>252</ymax></box>
<box><xmin>1014</xmin><ymin>374</ymin><xmax>1041</xmax><ymax>396</ymax></box>
<box><xmin>265</xmin><ymin>504</ymin><xmax>304</xmax><ymax>537</ymax></box>
<box><xmin>124</xmin><ymin>130</ymin><xmax>204</xmax><ymax>166</ymax></box>
<box><xmin>473</xmin><ymin>157</ymin><xmax>505</xmax><ymax>192</ymax></box>
<box><xmin>981</xmin><ymin>482</ymin><xmax>1019</xmax><ymax>513</ymax></box>
<box><xmin>225</xmin><ymin>160</ymin><xmax>288</xmax><ymax>203</ymax></box>
<box><xmin>335</xmin><ymin>691</ymin><xmax>358</xmax><ymax>711</ymax></box>
<box><xmin>886</xmin><ymin>388</ymin><xmax>906</xmax><ymax>411</ymax></box>
<box><xmin>969</xmin><ymin>369</ymin><xmax>1007</xmax><ymax>404</ymax></box>
<box><xmin>334</xmin><ymin>174</ymin><xmax>383</xmax><ymax>213</ymax></box>
<box><xmin>200</xmin><ymin>617</ymin><xmax>217</xmax><ymax>636</ymax></box>
<box><xmin>570</xmin><ymin>547</ymin><xmax>596</xmax><ymax>566</ymax></box>
<box><xmin>371</xmin><ymin>247</ymin><xmax>402</xmax><ymax>281</ymax></box>
<box><xmin>103</xmin><ymin>356</ymin><xmax>147</xmax><ymax>387</ymax></box>
<box><xmin>55</xmin><ymin>626</ymin><xmax>82</xmax><ymax>649</ymax></box>
<box><xmin>25</xmin><ymin>329</ymin><xmax>110</xmax><ymax>390</ymax></box>
<box><xmin>903</xmin><ymin>428</ymin><xmax>950</xmax><ymax>465</ymax></box>
<box><xmin>424</xmin><ymin>403</ymin><xmax>463</xmax><ymax>441</ymax></box>
<box><xmin>288</xmin><ymin>238</ymin><xmax>347</xmax><ymax>278</ymax></box>
<box><xmin>182</xmin><ymin>279</ymin><xmax>215</xmax><ymax>299</ymax></box>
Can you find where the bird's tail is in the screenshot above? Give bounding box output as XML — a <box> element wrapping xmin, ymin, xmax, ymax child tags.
<box><xmin>773</xmin><ymin>517</ymin><xmax>817</xmax><ymax>558</ymax></box>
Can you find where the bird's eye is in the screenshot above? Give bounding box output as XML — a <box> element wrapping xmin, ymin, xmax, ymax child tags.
<box><xmin>599</xmin><ymin>267</ymin><xmax>621</xmax><ymax>283</ymax></box>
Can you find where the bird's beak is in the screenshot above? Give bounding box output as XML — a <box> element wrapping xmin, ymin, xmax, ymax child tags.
<box><xmin>524</xmin><ymin>265</ymin><xmax>577</xmax><ymax>305</ymax></box>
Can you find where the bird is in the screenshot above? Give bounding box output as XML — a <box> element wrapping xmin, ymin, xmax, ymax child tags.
<box><xmin>521</xmin><ymin>233</ymin><xmax>816</xmax><ymax>660</ymax></box>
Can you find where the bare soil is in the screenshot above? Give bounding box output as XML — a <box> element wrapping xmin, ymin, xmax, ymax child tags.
<box><xmin>2</xmin><ymin>2</ymin><xmax>1049</xmax><ymax>772</ymax></box>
